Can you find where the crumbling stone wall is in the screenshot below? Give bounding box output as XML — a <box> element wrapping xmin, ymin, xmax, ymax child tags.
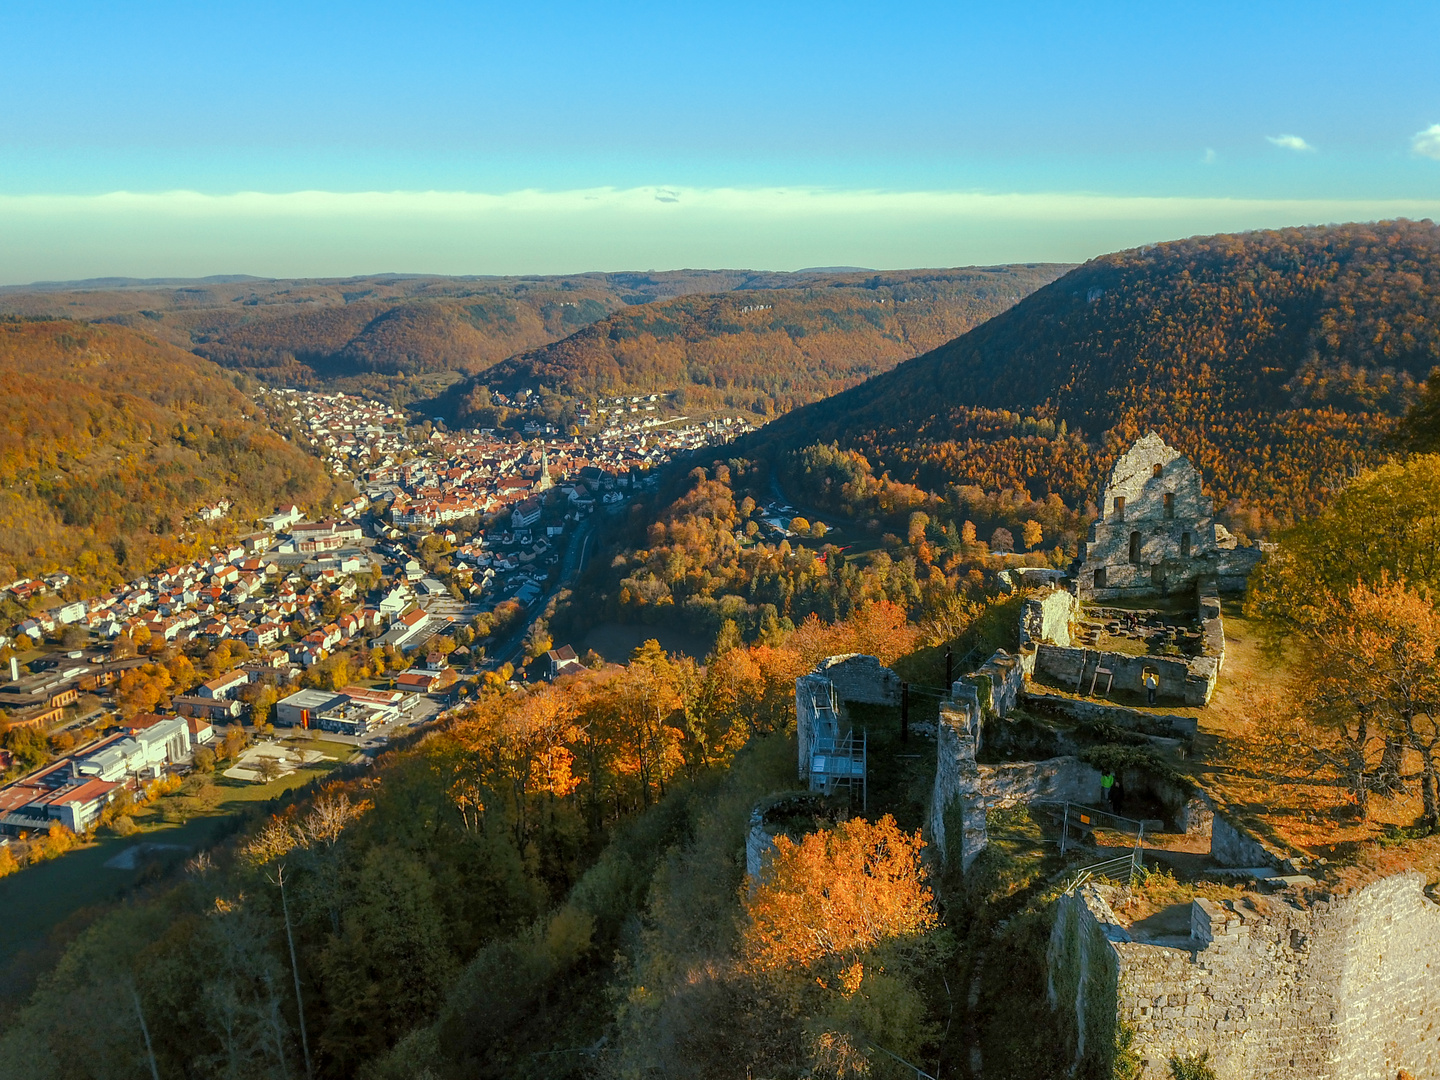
<box><xmin>959</xmin><ymin>648</ymin><xmax>1032</xmax><ymax>717</ymax></box>
<box><xmin>1210</xmin><ymin>813</ymin><xmax>1290</xmax><ymax>870</ymax></box>
<box><xmin>1035</xmin><ymin>644</ymin><xmax>1220</xmax><ymax>706</ymax></box>
<box><xmin>979</xmin><ymin>756</ymin><xmax>1102</xmax><ymax>808</ymax></box>
<box><xmin>1020</xmin><ymin>588</ymin><xmax>1078</xmax><ymax>648</ymax></box>
<box><xmin>1049</xmin><ymin>872</ymin><xmax>1440</xmax><ymax>1079</ymax></box>
<box><xmin>1021</xmin><ymin>691</ymin><xmax>1199</xmax><ymax>741</ymax></box>
<box><xmin>930</xmin><ymin>686</ymin><xmax>989</xmax><ymax>870</ymax></box>
<box><xmin>1077</xmin><ymin>432</ymin><xmax>1261</xmax><ymax>600</ymax></box>
<box><xmin>746</xmin><ymin>792</ymin><xmax>833</xmax><ymax>882</ymax></box>
<box><xmin>812</xmin><ymin>653</ymin><xmax>901</xmax><ymax>705</ymax></box>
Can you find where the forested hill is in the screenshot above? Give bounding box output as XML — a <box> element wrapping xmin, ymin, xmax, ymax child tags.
<box><xmin>0</xmin><ymin>266</ymin><xmax>1065</xmax><ymax>404</ymax></box>
<box><xmin>437</xmin><ymin>265</ymin><xmax>1066</xmax><ymax>422</ymax></box>
<box><xmin>0</xmin><ymin>319</ymin><xmax>342</xmax><ymax>589</ymax></box>
<box><xmin>754</xmin><ymin>220</ymin><xmax>1440</xmax><ymax>533</ymax></box>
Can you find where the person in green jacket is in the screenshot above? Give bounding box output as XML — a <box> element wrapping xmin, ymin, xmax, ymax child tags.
<box><xmin>1101</xmin><ymin>770</ymin><xmax>1115</xmax><ymax>810</ymax></box>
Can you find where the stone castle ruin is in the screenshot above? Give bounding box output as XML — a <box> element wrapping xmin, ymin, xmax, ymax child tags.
<box><xmin>924</xmin><ymin>433</ymin><xmax>1440</xmax><ymax>1078</ymax></box>
<box><xmin>776</xmin><ymin>434</ymin><xmax>1439</xmax><ymax>1078</ymax></box>
<box><xmin>1077</xmin><ymin>433</ymin><xmax>1260</xmax><ymax>601</ymax></box>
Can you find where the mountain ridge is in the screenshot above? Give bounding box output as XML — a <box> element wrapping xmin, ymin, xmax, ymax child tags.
<box><xmin>746</xmin><ymin>219</ymin><xmax>1440</xmax><ymax>533</ymax></box>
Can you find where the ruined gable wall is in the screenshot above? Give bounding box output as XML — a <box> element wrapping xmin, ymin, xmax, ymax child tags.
<box><xmin>1079</xmin><ymin>433</ymin><xmax>1224</xmax><ymax>599</ymax></box>
<box><xmin>813</xmin><ymin>653</ymin><xmax>901</xmax><ymax>705</ymax></box>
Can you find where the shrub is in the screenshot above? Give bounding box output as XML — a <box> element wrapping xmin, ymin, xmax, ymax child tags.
<box><xmin>111</xmin><ymin>814</ymin><xmax>139</xmax><ymax>838</ymax></box>
<box><xmin>1169</xmin><ymin>1050</ymin><xmax>1217</xmax><ymax>1080</ymax></box>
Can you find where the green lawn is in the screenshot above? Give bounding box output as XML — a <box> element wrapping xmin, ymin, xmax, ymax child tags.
<box><xmin>0</xmin><ymin>757</ymin><xmax>341</xmax><ymax>981</ymax></box>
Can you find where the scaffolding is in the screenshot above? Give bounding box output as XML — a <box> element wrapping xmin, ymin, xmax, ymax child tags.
<box><xmin>806</xmin><ymin>681</ymin><xmax>868</xmax><ymax>811</ymax></box>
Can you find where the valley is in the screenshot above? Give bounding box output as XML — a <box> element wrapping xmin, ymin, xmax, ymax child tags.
<box><xmin>4</xmin><ymin>222</ymin><xmax>1440</xmax><ymax>1080</ymax></box>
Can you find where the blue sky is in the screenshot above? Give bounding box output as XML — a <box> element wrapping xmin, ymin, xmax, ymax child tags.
<box><xmin>1</xmin><ymin>1</ymin><xmax>1438</xmax><ymax>282</ymax></box>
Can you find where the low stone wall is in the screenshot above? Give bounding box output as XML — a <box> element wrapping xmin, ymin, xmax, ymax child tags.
<box><xmin>978</xmin><ymin>756</ymin><xmax>1102</xmax><ymax>809</ymax></box>
<box><xmin>1021</xmin><ymin>691</ymin><xmax>1199</xmax><ymax>741</ymax></box>
<box><xmin>1210</xmin><ymin>812</ymin><xmax>1291</xmax><ymax>871</ymax></box>
<box><xmin>746</xmin><ymin>791</ymin><xmax>832</xmax><ymax>882</ymax></box>
<box><xmin>1036</xmin><ymin>644</ymin><xmax>1219</xmax><ymax>706</ymax></box>
<box><xmin>1050</xmin><ymin>872</ymin><xmax>1440</xmax><ymax>1079</ymax></box>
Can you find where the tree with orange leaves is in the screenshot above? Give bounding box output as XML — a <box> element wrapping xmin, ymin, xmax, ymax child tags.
<box><xmin>1298</xmin><ymin>576</ymin><xmax>1440</xmax><ymax>823</ymax></box>
<box><xmin>742</xmin><ymin>815</ymin><xmax>947</xmax><ymax>1075</ymax></box>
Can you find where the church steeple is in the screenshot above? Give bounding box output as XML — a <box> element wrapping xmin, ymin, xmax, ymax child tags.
<box><xmin>536</xmin><ymin>443</ymin><xmax>554</xmax><ymax>492</ymax></box>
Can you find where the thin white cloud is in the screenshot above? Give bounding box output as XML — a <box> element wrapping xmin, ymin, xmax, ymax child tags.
<box><xmin>1413</xmin><ymin>124</ymin><xmax>1440</xmax><ymax>160</ymax></box>
<box><xmin>1201</xmin><ymin>148</ymin><xmax>1217</xmax><ymax>165</ymax></box>
<box><xmin>1267</xmin><ymin>134</ymin><xmax>1315</xmax><ymax>153</ymax></box>
<box><xmin>4</xmin><ymin>187</ymin><xmax>1440</xmax><ymax>283</ymax></box>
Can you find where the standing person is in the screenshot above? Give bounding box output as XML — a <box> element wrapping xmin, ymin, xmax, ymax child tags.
<box><xmin>1101</xmin><ymin>770</ymin><xmax>1115</xmax><ymax>811</ymax></box>
<box><xmin>1144</xmin><ymin>670</ymin><xmax>1159</xmax><ymax>706</ymax></box>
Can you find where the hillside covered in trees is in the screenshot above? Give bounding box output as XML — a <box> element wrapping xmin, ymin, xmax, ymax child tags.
<box><xmin>0</xmin><ymin>266</ymin><xmax>1065</xmax><ymax>410</ymax></box>
<box><xmin>753</xmin><ymin>220</ymin><xmax>1440</xmax><ymax>534</ymax></box>
<box><xmin>0</xmin><ymin>319</ymin><xmax>342</xmax><ymax>588</ymax></box>
<box><xmin>440</xmin><ymin>265</ymin><xmax>1066</xmax><ymax>421</ymax></box>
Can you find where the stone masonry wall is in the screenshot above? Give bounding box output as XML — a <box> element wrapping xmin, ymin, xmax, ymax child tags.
<box><xmin>1036</xmin><ymin>643</ymin><xmax>1219</xmax><ymax>706</ymax></box>
<box><xmin>812</xmin><ymin>653</ymin><xmax>901</xmax><ymax>705</ymax></box>
<box><xmin>1049</xmin><ymin>872</ymin><xmax>1440</xmax><ymax>1079</ymax></box>
<box><xmin>978</xmin><ymin>756</ymin><xmax>1102</xmax><ymax>809</ymax></box>
<box><xmin>930</xmin><ymin>687</ymin><xmax>989</xmax><ymax>870</ymax></box>
<box><xmin>1020</xmin><ymin>588</ymin><xmax>1078</xmax><ymax>649</ymax></box>
<box><xmin>1021</xmin><ymin>691</ymin><xmax>1199</xmax><ymax>741</ymax></box>
<box><xmin>960</xmin><ymin>648</ymin><xmax>1031</xmax><ymax>718</ymax></box>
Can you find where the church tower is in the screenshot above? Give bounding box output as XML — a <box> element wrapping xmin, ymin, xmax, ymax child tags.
<box><xmin>535</xmin><ymin>444</ymin><xmax>555</xmax><ymax>493</ymax></box>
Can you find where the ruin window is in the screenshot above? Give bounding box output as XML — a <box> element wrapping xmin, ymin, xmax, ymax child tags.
<box><xmin>1113</xmin><ymin>496</ymin><xmax>1125</xmax><ymax>521</ymax></box>
<box><xmin>1152</xmin><ymin>463</ymin><xmax>1163</xmax><ymax>478</ymax></box>
<box><xmin>1163</xmin><ymin>492</ymin><xmax>1174</xmax><ymax>519</ymax></box>
<box><xmin>1180</xmin><ymin>532</ymin><xmax>1191</xmax><ymax>558</ymax></box>
<box><xmin>1129</xmin><ymin>531</ymin><xmax>1141</xmax><ymax>564</ymax></box>
<box><xmin>1094</xmin><ymin>567</ymin><xmax>1107</xmax><ymax>589</ymax></box>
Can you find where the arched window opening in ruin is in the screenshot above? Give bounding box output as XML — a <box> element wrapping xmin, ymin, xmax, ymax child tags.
<box><xmin>1152</xmin><ymin>463</ymin><xmax>1163</xmax><ymax>478</ymax></box>
<box><xmin>1094</xmin><ymin>567</ymin><xmax>1107</xmax><ymax>589</ymax></box>
<box><xmin>1113</xmin><ymin>496</ymin><xmax>1125</xmax><ymax>521</ymax></box>
<box><xmin>1163</xmin><ymin>492</ymin><xmax>1174</xmax><ymax>519</ymax></box>
<box><xmin>1129</xmin><ymin>531</ymin><xmax>1141</xmax><ymax>564</ymax></box>
<box><xmin>1181</xmin><ymin>532</ymin><xmax>1191</xmax><ymax>558</ymax></box>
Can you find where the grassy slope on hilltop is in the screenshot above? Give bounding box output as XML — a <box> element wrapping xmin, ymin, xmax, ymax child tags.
<box><xmin>752</xmin><ymin>221</ymin><xmax>1440</xmax><ymax>531</ymax></box>
<box><xmin>0</xmin><ymin>319</ymin><xmax>341</xmax><ymax>587</ymax></box>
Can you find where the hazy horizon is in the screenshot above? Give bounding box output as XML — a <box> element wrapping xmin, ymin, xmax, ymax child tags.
<box><xmin>2</xmin><ymin>1</ymin><xmax>1438</xmax><ymax>281</ymax></box>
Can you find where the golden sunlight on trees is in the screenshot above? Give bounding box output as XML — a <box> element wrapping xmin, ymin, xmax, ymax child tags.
<box><xmin>741</xmin><ymin>816</ymin><xmax>945</xmax><ymax>1075</ymax></box>
<box><xmin>1294</xmin><ymin>578</ymin><xmax>1440</xmax><ymax>822</ymax></box>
